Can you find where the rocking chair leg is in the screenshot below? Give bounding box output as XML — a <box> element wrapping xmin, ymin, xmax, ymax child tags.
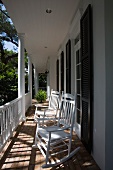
<box><xmin>68</xmin><ymin>138</ymin><xmax>72</xmax><ymax>155</ymax></box>
<box><xmin>45</xmin><ymin>133</ymin><xmax>51</xmax><ymax>164</ymax></box>
<box><xmin>32</xmin><ymin>125</ymin><xmax>38</xmax><ymax>148</ymax></box>
<box><xmin>32</xmin><ymin>135</ymin><xmax>38</xmax><ymax>148</ymax></box>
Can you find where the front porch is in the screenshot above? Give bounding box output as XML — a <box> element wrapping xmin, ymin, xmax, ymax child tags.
<box><xmin>0</xmin><ymin>104</ymin><xmax>100</xmax><ymax>170</ymax></box>
<box><xmin>1</xmin><ymin>0</ymin><xmax>113</xmax><ymax>169</ymax></box>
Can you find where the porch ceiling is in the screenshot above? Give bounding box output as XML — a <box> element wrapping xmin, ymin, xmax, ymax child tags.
<box><xmin>2</xmin><ymin>0</ymin><xmax>80</xmax><ymax>72</ymax></box>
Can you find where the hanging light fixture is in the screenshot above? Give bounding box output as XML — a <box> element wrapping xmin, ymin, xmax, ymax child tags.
<box><xmin>46</xmin><ymin>8</ymin><xmax>52</xmax><ymax>14</ymax></box>
<box><xmin>45</xmin><ymin>70</ymin><xmax>49</xmax><ymax>74</ymax></box>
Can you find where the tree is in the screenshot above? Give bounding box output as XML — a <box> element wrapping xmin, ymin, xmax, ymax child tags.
<box><xmin>39</xmin><ymin>73</ymin><xmax>47</xmax><ymax>91</ymax></box>
<box><xmin>0</xmin><ymin>3</ymin><xmax>29</xmax><ymax>105</ymax></box>
<box><xmin>0</xmin><ymin>50</ymin><xmax>18</xmax><ymax>105</ymax></box>
<box><xmin>0</xmin><ymin>3</ymin><xmax>18</xmax><ymax>105</ymax></box>
<box><xmin>0</xmin><ymin>4</ymin><xmax>18</xmax><ymax>64</ymax></box>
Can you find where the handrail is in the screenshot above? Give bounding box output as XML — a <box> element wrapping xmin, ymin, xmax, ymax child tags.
<box><xmin>0</xmin><ymin>96</ymin><xmax>22</xmax><ymax>109</ymax></box>
<box><xmin>0</xmin><ymin>92</ymin><xmax>32</xmax><ymax>151</ymax></box>
<box><xmin>0</xmin><ymin>96</ymin><xmax>23</xmax><ymax>151</ymax></box>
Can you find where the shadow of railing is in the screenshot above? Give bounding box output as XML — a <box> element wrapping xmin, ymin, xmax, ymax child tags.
<box><xmin>0</xmin><ymin>106</ymin><xmax>41</xmax><ymax>170</ymax></box>
<box><xmin>0</xmin><ymin>105</ymin><xmax>101</xmax><ymax>170</ymax></box>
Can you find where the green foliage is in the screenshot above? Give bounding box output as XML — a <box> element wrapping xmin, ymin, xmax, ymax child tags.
<box><xmin>0</xmin><ymin>4</ymin><xmax>29</xmax><ymax>105</ymax></box>
<box><xmin>0</xmin><ymin>50</ymin><xmax>18</xmax><ymax>105</ymax></box>
<box><xmin>0</xmin><ymin>4</ymin><xmax>18</xmax><ymax>105</ymax></box>
<box><xmin>38</xmin><ymin>73</ymin><xmax>47</xmax><ymax>91</ymax></box>
<box><xmin>35</xmin><ymin>90</ymin><xmax>47</xmax><ymax>103</ymax></box>
<box><xmin>0</xmin><ymin>4</ymin><xmax>18</xmax><ymax>47</ymax></box>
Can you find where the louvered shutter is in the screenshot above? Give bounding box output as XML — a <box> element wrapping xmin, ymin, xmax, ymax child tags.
<box><xmin>56</xmin><ymin>60</ymin><xmax>59</xmax><ymax>91</ymax></box>
<box><xmin>66</xmin><ymin>40</ymin><xmax>71</xmax><ymax>93</ymax></box>
<box><xmin>61</xmin><ymin>51</ymin><xmax>64</xmax><ymax>92</ymax></box>
<box><xmin>80</xmin><ymin>4</ymin><xmax>93</xmax><ymax>153</ymax></box>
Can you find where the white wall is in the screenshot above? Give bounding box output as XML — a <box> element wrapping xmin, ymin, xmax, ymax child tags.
<box><xmin>82</xmin><ymin>0</ymin><xmax>113</xmax><ymax>169</ymax></box>
<box><xmin>76</xmin><ymin>1</ymin><xmax>107</xmax><ymax>169</ymax></box>
<box><xmin>92</xmin><ymin>0</ymin><xmax>106</xmax><ymax>169</ymax></box>
<box><xmin>104</xmin><ymin>0</ymin><xmax>113</xmax><ymax>169</ymax></box>
<box><xmin>49</xmin><ymin>56</ymin><xmax>57</xmax><ymax>91</ymax></box>
<box><xmin>58</xmin><ymin>0</ymin><xmax>106</xmax><ymax>169</ymax></box>
<box><xmin>51</xmin><ymin>1</ymin><xmax>113</xmax><ymax>169</ymax></box>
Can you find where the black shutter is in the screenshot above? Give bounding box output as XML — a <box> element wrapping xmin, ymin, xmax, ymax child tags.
<box><xmin>80</xmin><ymin>4</ymin><xmax>93</xmax><ymax>153</ymax></box>
<box><xmin>61</xmin><ymin>51</ymin><xmax>64</xmax><ymax>92</ymax></box>
<box><xmin>56</xmin><ymin>59</ymin><xmax>59</xmax><ymax>91</ymax></box>
<box><xmin>32</xmin><ymin>64</ymin><xmax>35</xmax><ymax>98</ymax></box>
<box><xmin>66</xmin><ymin>40</ymin><xmax>71</xmax><ymax>93</ymax></box>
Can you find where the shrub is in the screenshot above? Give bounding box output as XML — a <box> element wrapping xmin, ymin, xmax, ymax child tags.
<box><xmin>35</xmin><ymin>89</ymin><xmax>47</xmax><ymax>103</ymax></box>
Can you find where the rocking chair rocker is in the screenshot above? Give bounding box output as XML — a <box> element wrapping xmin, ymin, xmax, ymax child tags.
<box><xmin>32</xmin><ymin>93</ymin><xmax>80</xmax><ymax>168</ymax></box>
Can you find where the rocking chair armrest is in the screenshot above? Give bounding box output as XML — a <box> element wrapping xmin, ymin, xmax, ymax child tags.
<box><xmin>46</xmin><ymin>126</ymin><xmax>70</xmax><ymax>132</ymax></box>
<box><xmin>37</xmin><ymin>117</ymin><xmax>56</xmax><ymax>125</ymax></box>
<box><xmin>37</xmin><ymin>117</ymin><xmax>52</xmax><ymax>121</ymax></box>
<box><xmin>44</xmin><ymin>107</ymin><xmax>57</xmax><ymax>113</ymax></box>
<box><xmin>36</xmin><ymin>118</ymin><xmax>46</xmax><ymax>124</ymax></box>
<box><xmin>38</xmin><ymin>117</ymin><xmax>56</xmax><ymax>122</ymax></box>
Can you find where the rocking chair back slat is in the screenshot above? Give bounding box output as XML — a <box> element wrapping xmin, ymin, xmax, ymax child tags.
<box><xmin>49</xmin><ymin>90</ymin><xmax>60</xmax><ymax>110</ymax></box>
<box><xmin>58</xmin><ymin>94</ymin><xmax>75</xmax><ymax>131</ymax></box>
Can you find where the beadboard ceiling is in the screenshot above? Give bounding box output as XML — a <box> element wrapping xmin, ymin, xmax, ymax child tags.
<box><xmin>2</xmin><ymin>0</ymin><xmax>80</xmax><ymax>72</ymax></box>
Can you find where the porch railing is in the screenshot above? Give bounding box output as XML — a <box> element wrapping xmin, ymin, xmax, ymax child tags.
<box><xmin>25</xmin><ymin>92</ymin><xmax>31</xmax><ymax>111</ymax></box>
<box><xmin>0</xmin><ymin>97</ymin><xmax>23</xmax><ymax>151</ymax></box>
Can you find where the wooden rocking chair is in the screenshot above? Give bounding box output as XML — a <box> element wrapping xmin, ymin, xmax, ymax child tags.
<box><xmin>32</xmin><ymin>93</ymin><xmax>80</xmax><ymax>168</ymax></box>
<box><xmin>34</xmin><ymin>90</ymin><xmax>60</xmax><ymax>124</ymax></box>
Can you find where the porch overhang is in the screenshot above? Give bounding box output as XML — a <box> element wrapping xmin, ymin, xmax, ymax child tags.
<box><xmin>2</xmin><ymin>0</ymin><xmax>80</xmax><ymax>72</ymax></box>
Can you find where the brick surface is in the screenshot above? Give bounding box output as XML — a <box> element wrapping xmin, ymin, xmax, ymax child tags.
<box><xmin>0</xmin><ymin>104</ymin><xmax>101</xmax><ymax>170</ymax></box>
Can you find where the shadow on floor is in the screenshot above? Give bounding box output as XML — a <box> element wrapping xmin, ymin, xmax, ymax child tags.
<box><xmin>0</xmin><ymin>105</ymin><xmax>101</xmax><ymax>170</ymax></box>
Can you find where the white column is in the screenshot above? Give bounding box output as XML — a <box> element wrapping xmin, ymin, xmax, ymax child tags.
<box><xmin>18</xmin><ymin>33</ymin><xmax>26</xmax><ymax>121</ymax></box>
<box><xmin>34</xmin><ymin>68</ymin><xmax>38</xmax><ymax>95</ymax></box>
<box><xmin>47</xmin><ymin>72</ymin><xmax>50</xmax><ymax>98</ymax></box>
<box><xmin>28</xmin><ymin>55</ymin><xmax>32</xmax><ymax>105</ymax></box>
<box><xmin>46</xmin><ymin>57</ymin><xmax>50</xmax><ymax>98</ymax></box>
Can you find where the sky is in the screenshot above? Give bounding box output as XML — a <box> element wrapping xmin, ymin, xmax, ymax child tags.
<box><xmin>1</xmin><ymin>4</ymin><xmax>18</xmax><ymax>52</ymax></box>
<box><xmin>4</xmin><ymin>41</ymin><xmax>18</xmax><ymax>52</ymax></box>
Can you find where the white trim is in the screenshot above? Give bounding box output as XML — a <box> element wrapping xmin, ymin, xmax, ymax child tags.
<box><xmin>74</xmin><ymin>39</ymin><xmax>81</xmax><ymax>139</ymax></box>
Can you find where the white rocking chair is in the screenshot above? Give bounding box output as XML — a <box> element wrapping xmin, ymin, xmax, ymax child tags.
<box><xmin>33</xmin><ymin>93</ymin><xmax>80</xmax><ymax>168</ymax></box>
<box><xmin>34</xmin><ymin>90</ymin><xmax>60</xmax><ymax>124</ymax></box>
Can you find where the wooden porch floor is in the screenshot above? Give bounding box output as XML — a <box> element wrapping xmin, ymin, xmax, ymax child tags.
<box><xmin>0</xmin><ymin>104</ymin><xmax>101</xmax><ymax>170</ymax></box>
